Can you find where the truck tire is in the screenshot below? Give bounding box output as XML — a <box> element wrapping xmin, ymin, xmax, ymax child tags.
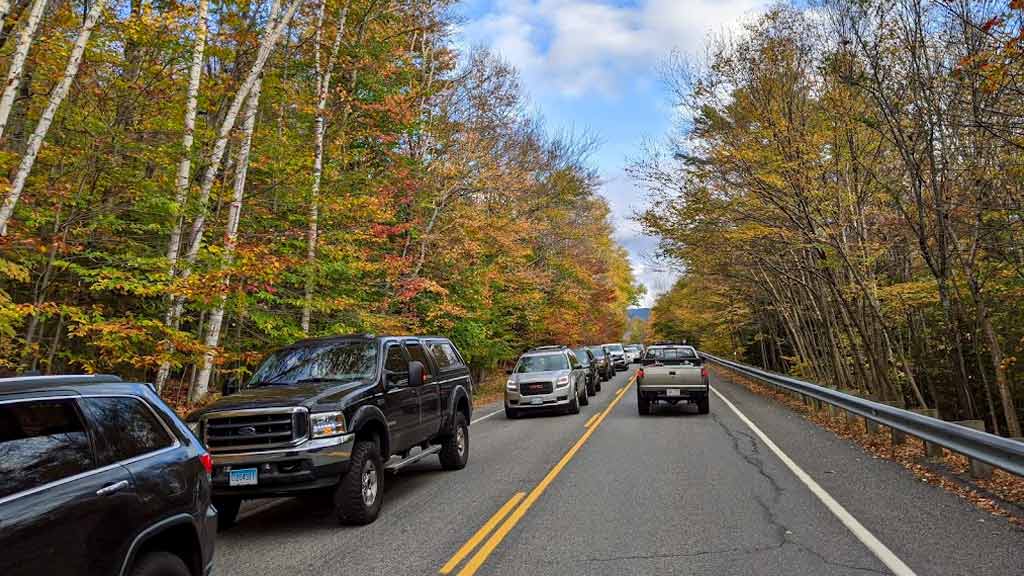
<box><xmin>697</xmin><ymin>396</ymin><xmax>710</xmax><ymax>415</ymax></box>
<box><xmin>129</xmin><ymin>551</ymin><xmax>190</xmax><ymax>576</ymax></box>
<box><xmin>335</xmin><ymin>439</ymin><xmax>383</xmax><ymax>525</ymax></box>
<box><xmin>505</xmin><ymin>406</ymin><xmax>519</xmax><ymax>419</ymax></box>
<box><xmin>637</xmin><ymin>395</ymin><xmax>651</xmax><ymax>416</ymax></box>
<box><xmin>439</xmin><ymin>413</ymin><xmax>469</xmax><ymax>470</ymax></box>
<box><xmin>212</xmin><ymin>497</ymin><xmax>241</xmax><ymax>531</ymax></box>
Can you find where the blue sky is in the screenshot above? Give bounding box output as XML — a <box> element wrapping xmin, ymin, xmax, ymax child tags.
<box><xmin>456</xmin><ymin>0</ymin><xmax>768</xmax><ymax>305</ymax></box>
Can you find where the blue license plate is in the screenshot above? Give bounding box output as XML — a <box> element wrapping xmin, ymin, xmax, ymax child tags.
<box><xmin>229</xmin><ymin>468</ymin><xmax>258</xmax><ymax>486</ymax></box>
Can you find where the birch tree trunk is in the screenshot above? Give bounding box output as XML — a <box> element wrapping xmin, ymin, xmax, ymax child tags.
<box><xmin>156</xmin><ymin>0</ymin><xmax>209</xmax><ymax>392</ymax></box>
<box><xmin>0</xmin><ymin>0</ymin><xmax>104</xmax><ymax>236</ymax></box>
<box><xmin>190</xmin><ymin>0</ymin><xmax>282</xmax><ymax>402</ymax></box>
<box><xmin>161</xmin><ymin>0</ymin><xmax>298</xmax><ymax>348</ymax></box>
<box><xmin>0</xmin><ymin>0</ymin><xmax>46</xmax><ymax>139</ymax></box>
<box><xmin>301</xmin><ymin>0</ymin><xmax>348</xmax><ymax>334</ymax></box>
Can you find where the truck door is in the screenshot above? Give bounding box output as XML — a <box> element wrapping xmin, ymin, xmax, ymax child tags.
<box><xmin>405</xmin><ymin>340</ymin><xmax>442</xmax><ymax>436</ymax></box>
<box><xmin>383</xmin><ymin>343</ymin><xmax>419</xmax><ymax>453</ymax></box>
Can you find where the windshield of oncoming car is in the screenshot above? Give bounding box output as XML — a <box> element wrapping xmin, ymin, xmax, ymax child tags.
<box><xmin>515</xmin><ymin>353</ymin><xmax>569</xmax><ymax>373</ymax></box>
<box><xmin>589</xmin><ymin>347</ymin><xmax>606</xmax><ymax>358</ymax></box>
<box><xmin>247</xmin><ymin>341</ymin><xmax>378</xmax><ymax>387</ymax></box>
<box><xmin>572</xmin><ymin>349</ymin><xmax>591</xmax><ymax>366</ymax></box>
<box><xmin>604</xmin><ymin>343</ymin><xmax>625</xmax><ymax>354</ymax></box>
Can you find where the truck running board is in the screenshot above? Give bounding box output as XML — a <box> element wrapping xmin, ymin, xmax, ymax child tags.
<box><xmin>384</xmin><ymin>445</ymin><xmax>442</xmax><ymax>472</ymax></box>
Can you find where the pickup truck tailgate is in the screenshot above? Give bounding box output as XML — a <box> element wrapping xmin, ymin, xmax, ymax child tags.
<box><xmin>639</xmin><ymin>364</ymin><xmax>704</xmax><ymax>389</ymax></box>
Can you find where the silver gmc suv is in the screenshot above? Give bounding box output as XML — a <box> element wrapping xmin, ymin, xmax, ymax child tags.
<box><xmin>504</xmin><ymin>346</ymin><xmax>589</xmax><ymax>418</ymax></box>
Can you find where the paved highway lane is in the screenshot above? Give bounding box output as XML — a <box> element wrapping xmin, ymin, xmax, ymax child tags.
<box><xmin>213</xmin><ymin>368</ymin><xmax>1024</xmax><ymax>576</ymax></box>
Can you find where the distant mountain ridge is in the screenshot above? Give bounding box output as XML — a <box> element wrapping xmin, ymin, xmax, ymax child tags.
<box><xmin>627</xmin><ymin>307</ymin><xmax>651</xmax><ymax>321</ymax></box>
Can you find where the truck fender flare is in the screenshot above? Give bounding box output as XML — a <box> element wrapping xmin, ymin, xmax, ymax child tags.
<box><xmin>349</xmin><ymin>405</ymin><xmax>392</xmax><ymax>457</ymax></box>
<box><xmin>446</xmin><ymin>385</ymin><xmax>472</xmax><ymax>431</ymax></box>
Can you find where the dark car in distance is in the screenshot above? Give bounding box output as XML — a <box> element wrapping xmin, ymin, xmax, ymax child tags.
<box><xmin>572</xmin><ymin>347</ymin><xmax>601</xmax><ymax>395</ymax></box>
<box><xmin>587</xmin><ymin>346</ymin><xmax>614</xmax><ymax>381</ymax></box>
<box><xmin>188</xmin><ymin>334</ymin><xmax>473</xmax><ymax>527</ymax></box>
<box><xmin>0</xmin><ymin>374</ymin><xmax>217</xmax><ymax>576</ymax></box>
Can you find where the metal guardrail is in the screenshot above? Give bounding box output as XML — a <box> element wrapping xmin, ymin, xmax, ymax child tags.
<box><xmin>704</xmin><ymin>353</ymin><xmax>1024</xmax><ymax>477</ymax></box>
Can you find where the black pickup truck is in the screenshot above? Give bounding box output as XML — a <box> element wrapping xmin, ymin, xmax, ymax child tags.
<box><xmin>186</xmin><ymin>334</ymin><xmax>473</xmax><ymax>526</ymax></box>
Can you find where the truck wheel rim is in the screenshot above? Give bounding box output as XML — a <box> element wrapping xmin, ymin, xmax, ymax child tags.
<box><xmin>456</xmin><ymin>426</ymin><xmax>466</xmax><ymax>457</ymax></box>
<box><xmin>362</xmin><ymin>461</ymin><xmax>378</xmax><ymax>506</ymax></box>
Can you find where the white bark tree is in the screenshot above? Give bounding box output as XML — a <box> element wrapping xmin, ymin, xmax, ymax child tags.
<box><xmin>0</xmin><ymin>0</ymin><xmax>47</xmax><ymax>139</ymax></box>
<box><xmin>301</xmin><ymin>0</ymin><xmax>349</xmax><ymax>334</ymax></box>
<box><xmin>0</xmin><ymin>0</ymin><xmax>105</xmax><ymax>236</ymax></box>
<box><xmin>190</xmin><ymin>0</ymin><xmax>284</xmax><ymax>401</ymax></box>
<box><xmin>191</xmin><ymin>74</ymin><xmax>265</xmax><ymax>402</ymax></box>
<box><xmin>156</xmin><ymin>0</ymin><xmax>210</xmax><ymax>392</ymax></box>
<box><xmin>159</xmin><ymin>0</ymin><xmax>301</xmax><ymax>377</ymax></box>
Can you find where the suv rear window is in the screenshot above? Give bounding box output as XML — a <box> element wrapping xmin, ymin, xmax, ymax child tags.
<box><xmin>0</xmin><ymin>399</ymin><xmax>95</xmax><ymax>499</ymax></box>
<box><xmin>80</xmin><ymin>397</ymin><xmax>174</xmax><ymax>464</ymax></box>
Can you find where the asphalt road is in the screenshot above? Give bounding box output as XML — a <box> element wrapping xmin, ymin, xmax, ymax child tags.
<box><xmin>214</xmin><ymin>367</ymin><xmax>1024</xmax><ymax>576</ymax></box>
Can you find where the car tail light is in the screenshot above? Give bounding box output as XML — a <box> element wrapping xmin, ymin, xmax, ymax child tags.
<box><xmin>701</xmin><ymin>367</ymin><xmax>708</xmax><ymax>379</ymax></box>
<box><xmin>638</xmin><ymin>368</ymin><xmax>644</xmax><ymax>379</ymax></box>
<box><xmin>199</xmin><ymin>452</ymin><xmax>213</xmax><ymax>476</ymax></box>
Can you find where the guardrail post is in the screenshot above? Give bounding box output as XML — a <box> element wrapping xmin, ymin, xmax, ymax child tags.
<box><xmin>839</xmin><ymin>389</ymin><xmax>858</xmax><ymax>426</ymax></box>
<box><xmin>953</xmin><ymin>420</ymin><xmax>993</xmax><ymax>479</ymax></box>
<box><xmin>910</xmin><ymin>408</ymin><xmax>944</xmax><ymax>460</ymax></box>
<box><xmin>879</xmin><ymin>400</ymin><xmax>907</xmax><ymax>445</ymax></box>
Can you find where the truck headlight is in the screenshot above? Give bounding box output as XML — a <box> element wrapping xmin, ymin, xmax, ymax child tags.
<box><xmin>506</xmin><ymin>379</ymin><xmax>517</xmax><ymax>390</ymax></box>
<box><xmin>310</xmin><ymin>411</ymin><xmax>346</xmax><ymax>438</ymax></box>
<box><xmin>556</xmin><ymin>375</ymin><xmax>570</xmax><ymax>387</ymax></box>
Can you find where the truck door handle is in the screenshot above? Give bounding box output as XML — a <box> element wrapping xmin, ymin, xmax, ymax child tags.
<box><xmin>96</xmin><ymin>480</ymin><xmax>130</xmax><ymax>496</ymax></box>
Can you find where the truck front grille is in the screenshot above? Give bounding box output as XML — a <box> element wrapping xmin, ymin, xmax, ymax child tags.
<box><xmin>520</xmin><ymin>381</ymin><xmax>553</xmax><ymax>396</ymax></box>
<box><xmin>203</xmin><ymin>407</ymin><xmax>308</xmax><ymax>453</ymax></box>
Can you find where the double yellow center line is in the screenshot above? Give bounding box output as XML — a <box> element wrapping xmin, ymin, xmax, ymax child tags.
<box><xmin>441</xmin><ymin>374</ymin><xmax>637</xmax><ymax>576</ymax></box>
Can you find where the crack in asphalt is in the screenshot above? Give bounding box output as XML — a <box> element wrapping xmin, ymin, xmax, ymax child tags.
<box><xmin>710</xmin><ymin>410</ymin><xmax>892</xmax><ymax>575</ymax></box>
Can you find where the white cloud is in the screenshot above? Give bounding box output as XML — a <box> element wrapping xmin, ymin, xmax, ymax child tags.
<box><xmin>462</xmin><ymin>0</ymin><xmax>765</xmax><ymax>97</ymax></box>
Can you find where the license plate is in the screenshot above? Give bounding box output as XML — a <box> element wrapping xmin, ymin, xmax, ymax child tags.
<box><xmin>530</xmin><ymin>398</ymin><xmax>543</xmax><ymax>405</ymax></box>
<box><xmin>666</xmin><ymin>389</ymin><xmax>681</xmax><ymax>397</ymax></box>
<box><xmin>229</xmin><ymin>468</ymin><xmax>258</xmax><ymax>486</ymax></box>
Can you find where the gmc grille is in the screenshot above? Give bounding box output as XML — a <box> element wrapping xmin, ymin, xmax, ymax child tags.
<box><xmin>203</xmin><ymin>407</ymin><xmax>308</xmax><ymax>453</ymax></box>
<box><xmin>520</xmin><ymin>381</ymin><xmax>553</xmax><ymax>396</ymax></box>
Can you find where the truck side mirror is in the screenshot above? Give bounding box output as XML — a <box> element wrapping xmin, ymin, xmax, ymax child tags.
<box><xmin>408</xmin><ymin>361</ymin><xmax>425</xmax><ymax>387</ymax></box>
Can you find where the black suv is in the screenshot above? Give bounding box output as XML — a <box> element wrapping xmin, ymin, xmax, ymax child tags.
<box><xmin>188</xmin><ymin>334</ymin><xmax>473</xmax><ymax>526</ymax></box>
<box><xmin>571</xmin><ymin>347</ymin><xmax>601</xmax><ymax>395</ymax></box>
<box><xmin>0</xmin><ymin>375</ymin><xmax>216</xmax><ymax>576</ymax></box>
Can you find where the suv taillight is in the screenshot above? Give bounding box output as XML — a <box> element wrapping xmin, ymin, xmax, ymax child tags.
<box><xmin>638</xmin><ymin>368</ymin><xmax>644</xmax><ymax>379</ymax></box>
<box><xmin>199</xmin><ymin>452</ymin><xmax>213</xmax><ymax>476</ymax></box>
<box><xmin>701</xmin><ymin>367</ymin><xmax>708</xmax><ymax>379</ymax></box>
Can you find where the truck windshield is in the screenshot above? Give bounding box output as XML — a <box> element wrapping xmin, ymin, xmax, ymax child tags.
<box><xmin>515</xmin><ymin>354</ymin><xmax>569</xmax><ymax>373</ymax></box>
<box><xmin>248</xmin><ymin>342</ymin><xmax>378</xmax><ymax>387</ymax></box>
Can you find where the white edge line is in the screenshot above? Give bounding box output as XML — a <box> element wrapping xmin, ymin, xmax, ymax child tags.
<box><xmin>472</xmin><ymin>408</ymin><xmax>503</xmax><ymax>424</ymax></box>
<box><xmin>710</xmin><ymin>385</ymin><xmax>918</xmax><ymax>576</ymax></box>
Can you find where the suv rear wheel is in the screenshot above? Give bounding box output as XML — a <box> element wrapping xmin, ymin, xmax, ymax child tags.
<box><xmin>130</xmin><ymin>551</ymin><xmax>190</xmax><ymax>576</ymax></box>
<box><xmin>439</xmin><ymin>413</ymin><xmax>469</xmax><ymax>470</ymax></box>
<box><xmin>335</xmin><ymin>439</ymin><xmax>383</xmax><ymax>525</ymax></box>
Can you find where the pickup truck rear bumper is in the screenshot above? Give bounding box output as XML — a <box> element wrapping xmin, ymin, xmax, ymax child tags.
<box><xmin>638</xmin><ymin>385</ymin><xmax>708</xmax><ymax>402</ymax></box>
<box><xmin>209</xmin><ymin>433</ymin><xmax>354</xmax><ymax>498</ymax></box>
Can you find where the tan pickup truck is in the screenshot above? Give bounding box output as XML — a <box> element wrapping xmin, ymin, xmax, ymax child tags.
<box><xmin>636</xmin><ymin>345</ymin><xmax>709</xmax><ymax>415</ymax></box>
